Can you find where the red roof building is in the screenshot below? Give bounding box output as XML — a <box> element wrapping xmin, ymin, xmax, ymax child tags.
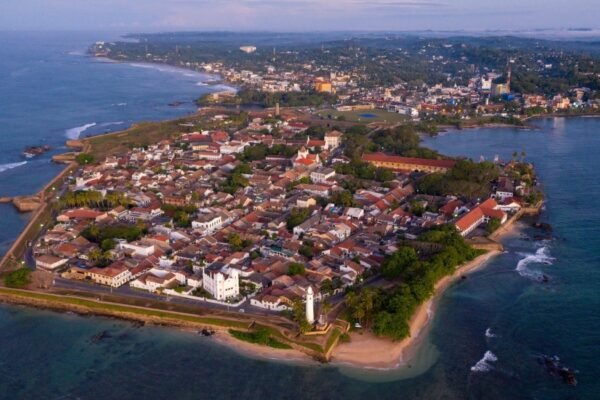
<box><xmin>362</xmin><ymin>153</ymin><xmax>456</xmax><ymax>173</ymax></box>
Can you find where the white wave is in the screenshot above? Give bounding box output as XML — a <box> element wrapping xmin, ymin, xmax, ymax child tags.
<box><xmin>99</xmin><ymin>121</ymin><xmax>124</xmax><ymax>127</ymax></box>
<box><xmin>471</xmin><ymin>350</ymin><xmax>498</xmax><ymax>372</ymax></box>
<box><xmin>0</xmin><ymin>161</ymin><xmax>27</xmax><ymax>173</ymax></box>
<box><xmin>485</xmin><ymin>328</ymin><xmax>497</xmax><ymax>338</ymax></box>
<box><xmin>112</xmin><ymin>102</ymin><xmax>127</xmax><ymax>107</ymax></box>
<box><xmin>196</xmin><ymin>82</ymin><xmax>208</xmax><ymax>86</ymax></box>
<box><xmin>515</xmin><ymin>246</ymin><xmax>554</xmax><ymax>280</ymax></box>
<box><xmin>68</xmin><ymin>50</ymin><xmax>84</xmax><ymax>56</ymax></box>
<box><xmin>129</xmin><ymin>63</ymin><xmax>204</xmax><ymax>77</ymax></box>
<box><xmin>65</xmin><ymin>123</ymin><xmax>96</xmax><ymax>139</ymax></box>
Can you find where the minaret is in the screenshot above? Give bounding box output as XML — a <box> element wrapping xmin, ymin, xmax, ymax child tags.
<box><xmin>305</xmin><ymin>286</ymin><xmax>315</xmax><ymax>324</ymax></box>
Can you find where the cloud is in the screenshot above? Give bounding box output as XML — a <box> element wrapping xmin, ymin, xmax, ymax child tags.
<box><xmin>0</xmin><ymin>0</ymin><xmax>598</xmax><ymax>31</ymax></box>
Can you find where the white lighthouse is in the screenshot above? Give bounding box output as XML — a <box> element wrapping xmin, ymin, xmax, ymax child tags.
<box><xmin>305</xmin><ymin>286</ymin><xmax>315</xmax><ymax>324</ymax></box>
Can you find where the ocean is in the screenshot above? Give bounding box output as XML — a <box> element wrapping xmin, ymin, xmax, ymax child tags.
<box><xmin>0</xmin><ymin>31</ymin><xmax>229</xmax><ymax>255</ymax></box>
<box><xmin>0</xmin><ymin>33</ymin><xmax>599</xmax><ymax>399</ymax></box>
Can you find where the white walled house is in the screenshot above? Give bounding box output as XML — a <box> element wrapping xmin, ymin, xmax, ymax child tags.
<box><xmin>192</xmin><ymin>214</ymin><xmax>223</xmax><ymax>234</ymax></box>
<box><xmin>87</xmin><ymin>264</ymin><xmax>132</xmax><ymax>288</ymax></box>
<box><xmin>130</xmin><ymin>270</ymin><xmax>178</xmax><ymax>292</ymax></box>
<box><xmin>310</xmin><ymin>167</ymin><xmax>335</xmax><ymax>184</ymax></box>
<box><xmin>324</xmin><ymin>130</ymin><xmax>343</xmax><ymax>149</ymax></box>
<box><xmin>119</xmin><ymin>242</ymin><xmax>155</xmax><ymax>257</ymax></box>
<box><xmin>35</xmin><ymin>255</ymin><xmax>69</xmax><ymax>272</ymax></box>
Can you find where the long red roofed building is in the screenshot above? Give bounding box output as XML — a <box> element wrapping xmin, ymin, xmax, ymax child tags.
<box><xmin>362</xmin><ymin>153</ymin><xmax>456</xmax><ymax>173</ymax></box>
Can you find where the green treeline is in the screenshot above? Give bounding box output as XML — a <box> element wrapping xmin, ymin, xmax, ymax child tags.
<box><xmin>62</xmin><ymin>191</ymin><xmax>131</xmax><ymax>210</ymax></box>
<box><xmin>416</xmin><ymin>159</ymin><xmax>500</xmax><ymax>199</ymax></box>
<box><xmin>199</xmin><ymin>89</ymin><xmax>337</xmax><ymax>107</ymax></box>
<box><xmin>82</xmin><ymin>224</ymin><xmax>146</xmax><ymax>244</ymax></box>
<box><xmin>238</xmin><ymin>144</ymin><xmax>299</xmax><ymax>162</ymax></box>
<box><xmin>345</xmin><ymin>225</ymin><xmax>484</xmax><ymax>340</ymax></box>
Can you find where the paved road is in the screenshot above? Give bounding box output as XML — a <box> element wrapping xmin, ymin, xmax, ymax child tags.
<box><xmin>52</xmin><ymin>277</ymin><xmax>280</xmax><ymax>317</ymax></box>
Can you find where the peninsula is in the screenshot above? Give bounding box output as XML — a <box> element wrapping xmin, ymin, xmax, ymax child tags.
<box><xmin>0</xmin><ymin>31</ymin><xmax>567</xmax><ymax>368</ymax></box>
<box><xmin>0</xmin><ymin>101</ymin><xmax>543</xmax><ymax>366</ymax></box>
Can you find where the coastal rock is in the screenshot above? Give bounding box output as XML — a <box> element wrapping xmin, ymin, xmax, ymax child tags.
<box><xmin>532</xmin><ymin>222</ymin><xmax>553</xmax><ymax>232</ymax></box>
<box><xmin>23</xmin><ymin>145</ymin><xmax>51</xmax><ymax>158</ymax></box>
<box><xmin>12</xmin><ymin>195</ymin><xmax>42</xmax><ymax>212</ymax></box>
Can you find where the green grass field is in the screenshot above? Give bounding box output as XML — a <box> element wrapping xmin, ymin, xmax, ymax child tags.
<box><xmin>316</xmin><ymin>108</ymin><xmax>410</xmax><ymax>124</ymax></box>
<box><xmin>86</xmin><ymin>118</ymin><xmax>191</xmax><ymax>158</ymax></box>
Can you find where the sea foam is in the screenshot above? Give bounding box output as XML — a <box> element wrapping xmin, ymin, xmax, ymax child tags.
<box><xmin>99</xmin><ymin>121</ymin><xmax>124</xmax><ymax>127</ymax></box>
<box><xmin>485</xmin><ymin>328</ymin><xmax>497</xmax><ymax>338</ymax></box>
<box><xmin>0</xmin><ymin>161</ymin><xmax>27</xmax><ymax>174</ymax></box>
<box><xmin>515</xmin><ymin>246</ymin><xmax>554</xmax><ymax>280</ymax></box>
<box><xmin>65</xmin><ymin>123</ymin><xmax>96</xmax><ymax>139</ymax></box>
<box><xmin>471</xmin><ymin>350</ymin><xmax>498</xmax><ymax>372</ymax></box>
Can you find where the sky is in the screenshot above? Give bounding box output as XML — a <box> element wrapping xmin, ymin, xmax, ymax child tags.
<box><xmin>0</xmin><ymin>0</ymin><xmax>598</xmax><ymax>32</ymax></box>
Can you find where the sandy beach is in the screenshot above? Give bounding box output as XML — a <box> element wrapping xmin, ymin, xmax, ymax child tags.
<box><xmin>330</xmin><ymin>249</ymin><xmax>501</xmax><ymax>369</ymax></box>
<box><xmin>180</xmin><ymin>248</ymin><xmax>504</xmax><ymax>370</ymax></box>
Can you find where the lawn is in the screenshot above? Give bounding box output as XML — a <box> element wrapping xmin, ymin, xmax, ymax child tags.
<box><xmin>85</xmin><ymin>118</ymin><xmax>191</xmax><ymax>159</ymax></box>
<box><xmin>316</xmin><ymin>108</ymin><xmax>410</xmax><ymax>124</ymax></box>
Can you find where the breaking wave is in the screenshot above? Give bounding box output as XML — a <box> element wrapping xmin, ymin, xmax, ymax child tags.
<box><xmin>100</xmin><ymin>121</ymin><xmax>124</xmax><ymax>127</ymax></box>
<box><xmin>0</xmin><ymin>161</ymin><xmax>27</xmax><ymax>173</ymax></box>
<box><xmin>471</xmin><ymin>350</ymin><xmax>498</xmax><ymax>372</ymax></box>
<box><xmin>516</xmin><ymin>246</ymin><xmax>554</xmax><ymax>280</ymax></box>
<box><xmin>485</xmin><ymin>328</ymin><xmax>497</xmax><ymax>338</ymax></box>
<box><xmin>65</xmin><ymin>123</ymin><xmax>96</xmax><ymax>139</ymax></box>
<box><xmin>129</xmin><ymin>63</ymin><xmax>205</xmax><ymax>79</ymax></box>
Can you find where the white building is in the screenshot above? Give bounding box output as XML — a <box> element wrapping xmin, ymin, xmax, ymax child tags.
<box><xmin>119</xmin><ymin>242</ymin><xmax>155</xmax><ymax>257</ymax></box>
<box><xmin>130</xmin><ymin>270</ymin><xmax>178</xmax><ymax>293</ymax></box>
<box><xmin>310</xmin><ymin>167</ymin><xmax>336</xmax><ymax>184</ymax></box>
<box><xmin>324</xmin><ymin>130</ymin><xmax>343</xmax><ymax>149</ymax></box>
<box><xmin>202</xmin><ymin>266</ymin><xmax>239</xmax><ymax>301</ymax></box>
<box><xmin>87</xmin><ymin>264</ymin><xmax>132</xmax><ymax>288</ymax></box>
<box><xmin>35</xmin><ymin>255</ymin><xmax>69</xmax><ymax>272</ymax></box>
<box><xmin>192</xmin><ymin>214</ymin><xmax>223</xmax><ymax>235</ymax></box>
<box><xmin>239</xmin><ymin>46</ymin><xmax>257</xmax><ymax>54</ymax></box>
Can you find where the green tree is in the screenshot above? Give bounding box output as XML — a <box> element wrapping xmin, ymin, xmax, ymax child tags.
<box><xmin>287</xmin><ymin>262</ymin><xmax>306</xmax><ymax>276</ymax></box>
<box><xmin>381</xmin><ymin>246</ymin><xmax>419</xmax><ymax>279</ymax></box>
<box><xmin>4</xmin><ymin>268</ymin><xmax>31</xmax><ymax>288</ymax></box>
<box><xmin>486</xmin><ymin>217</ymin><xmax>502</xmax><ymax>234</ymax></box>
<box><xmin>286</xmin><ymin>208</ymin><xmax>310</xmax><ymax>231</ymax></box>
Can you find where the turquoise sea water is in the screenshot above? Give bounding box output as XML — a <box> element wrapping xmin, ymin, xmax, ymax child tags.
<box><xmin>0</xmin><ymin>33</ymin><xmax>599</xmax><ymax>399</ymax></box>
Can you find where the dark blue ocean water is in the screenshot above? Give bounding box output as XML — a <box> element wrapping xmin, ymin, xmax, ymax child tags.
<box><xmin>0</xmin><ymin>31</ymin><xmax>228</xmax><ymax>254</ymax></box>
<box><xmin>0</xmin><ymin>33</ymin><xmax>598</xmax><ymax>399</ymax></box>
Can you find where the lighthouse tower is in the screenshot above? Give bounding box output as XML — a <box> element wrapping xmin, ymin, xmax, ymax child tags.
<box><xmin>305</xmin><ymin>286</ymin><xmax>315</xmax><ymax>324</ymax></box>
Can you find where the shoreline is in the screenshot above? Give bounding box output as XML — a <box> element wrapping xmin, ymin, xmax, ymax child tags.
<box><xmin>329</xmin><ymin>248</ymin><xmax>502</xmax><ymax>370</ymax></box>
<box><xmin>0</xmin><ymin>55</ymin><xmax>552</xmax><ymax>371</ymax></box>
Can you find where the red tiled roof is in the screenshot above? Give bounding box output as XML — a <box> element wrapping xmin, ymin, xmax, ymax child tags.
<box><xmin>362</xmin><ymin>153</ymin><xmax>456</xmax><ymax>169</ymax></box>
<box><xmin>455</xmin><ymin>207</ymin><xmax>484</xmax><ymax>232</ymax></box>
<box><xmin>64</xmin><ymin>209</ymin><xmax>104</xmax><ymax>220</ymax></box>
